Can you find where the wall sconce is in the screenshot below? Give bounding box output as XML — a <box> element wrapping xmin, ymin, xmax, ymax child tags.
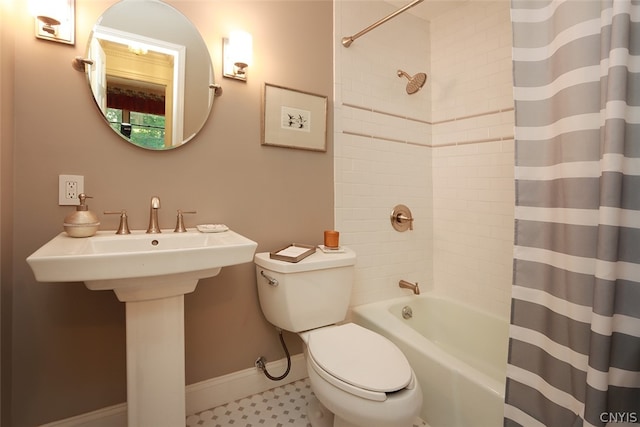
<box><xmin>29</xmin><ymin>0</ymin><xmax>75</xmax><ymax>45</ymax></box>
<box><xmin>223</xmin><ymin>31</ymin><xmax>253</xmax><ymax>81</ymax></box>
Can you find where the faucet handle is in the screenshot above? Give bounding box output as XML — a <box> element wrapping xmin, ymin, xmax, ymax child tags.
<box><xmin>174</xmin><ymin>210</ymin><xmax>197</xmax><ymax>233</ymax></box>
<box><xmin>104</xmin><ymin>210</ymin><xmax>131</xmax><ymax>235</ymax></box>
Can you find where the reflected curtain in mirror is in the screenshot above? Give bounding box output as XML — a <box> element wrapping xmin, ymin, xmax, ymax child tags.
<box><xmin>107</xmin><ymin>85</ymin><xmax>166</xmax><ymax>116</ymax></box>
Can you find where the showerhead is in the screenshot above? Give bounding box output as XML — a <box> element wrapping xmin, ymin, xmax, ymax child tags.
<box><xmin>397</xmin><ymin>69</ymin><xmax>427</xmax><ymax>94</ymax></box>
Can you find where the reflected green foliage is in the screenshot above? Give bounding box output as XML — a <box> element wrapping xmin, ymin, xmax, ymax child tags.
<box><xmin>107</xmin><ymin>108</ymin><xmax>166</xmax><ymax>150</ymax></box>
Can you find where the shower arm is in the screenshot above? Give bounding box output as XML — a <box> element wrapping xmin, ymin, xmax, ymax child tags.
<box><xmin>341</xmin><ymin>0</ymin><xmax>424</xmax><ymax>48</ymax></box>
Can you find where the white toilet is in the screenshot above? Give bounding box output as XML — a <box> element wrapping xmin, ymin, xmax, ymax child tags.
<box><xmin>254</xmin><ymin>247</ymin><xmax>422</xmax><ymax>427</ymax></box>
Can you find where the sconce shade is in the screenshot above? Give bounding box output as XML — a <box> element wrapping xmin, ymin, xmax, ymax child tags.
<box><xmin>223</xmin><ymin>31</ymin><xmax>253</xmax><ymax>81</ymax></box>
<box><xmin>228</xmin><ymin>31</ymin><xmax>253</xmax><ymax>67</ymax></box>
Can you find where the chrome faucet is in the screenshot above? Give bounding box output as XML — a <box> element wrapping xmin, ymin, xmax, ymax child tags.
<box><xmin>399</xmin><ymin>279</ymin><xmax>420</xmax><ymax>295</ymax></box>
<box><xmin>146</xmin><ymin>196</ymin><xmax>161</xmax><ymax>234</ymax></box>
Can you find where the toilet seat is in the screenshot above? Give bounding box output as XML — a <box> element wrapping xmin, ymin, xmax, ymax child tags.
<box><xmin>306</xmin><ymin>323</ymin><xmax>413</xmax><ymax>402</ymax></box>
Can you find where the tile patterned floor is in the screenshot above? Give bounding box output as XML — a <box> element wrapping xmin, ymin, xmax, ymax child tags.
<box><xmin>187</xmin><ymin>378</ymin><xmax>428</xmax><ymax>427</ymax></box>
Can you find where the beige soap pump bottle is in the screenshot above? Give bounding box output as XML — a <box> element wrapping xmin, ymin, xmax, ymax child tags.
<box><xmin>63</xmin><ymin>193</ymin><xmax>100</xmax><ymax>237</ymax></box>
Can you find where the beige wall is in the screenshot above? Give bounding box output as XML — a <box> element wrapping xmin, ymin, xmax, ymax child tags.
<box><xmin>4</xmin><ymin>1</ymin><xmax>333</xmax><ymax>425</ymax></box>
<box><xmin>1</xmin><ymin>0</ymin><xmax>17</xmax><ymax>424</ymax></box>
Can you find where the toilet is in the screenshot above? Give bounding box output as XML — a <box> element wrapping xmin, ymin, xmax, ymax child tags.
<box><xmin>254</xmin><ymin>247</ymin><xmax>422</xmax><ymax>427</ymax></box>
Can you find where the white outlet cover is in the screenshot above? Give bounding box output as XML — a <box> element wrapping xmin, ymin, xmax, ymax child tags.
<box><xmin>58</xmin><ymin>174</ymin><xmax>85</xmax><ymax>206</ymax></box>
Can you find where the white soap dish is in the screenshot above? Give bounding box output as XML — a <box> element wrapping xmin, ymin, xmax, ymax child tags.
<box><xmin>197</xmin><ymin>224</ymin><xmax>229</xmax><ymax>233</ymax></box>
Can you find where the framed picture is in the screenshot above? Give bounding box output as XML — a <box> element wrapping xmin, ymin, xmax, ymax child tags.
<box><xmin>262</xmin><ymin>83</ymin><xmax>328</xmax><ymax>152</ymax></box>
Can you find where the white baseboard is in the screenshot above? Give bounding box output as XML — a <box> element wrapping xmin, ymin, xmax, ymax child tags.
<box><xmin>40</xmin><ymin>354</ymin><xmax>307</xmax><ymax>427</ymax></box>
<box><xmin>39</xmin><ymin>404</ymin><xmax>128</xmax><ymax>427</ymax></box>
<box><xmin>186</xmin><ymin>353</ymin><xmax>307</xmax><ymax>415</ymax></box>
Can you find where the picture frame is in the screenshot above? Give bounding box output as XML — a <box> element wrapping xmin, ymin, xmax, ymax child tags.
<box><xmin>262</xmin><ymin>83</ymin><xmax>328</xmax><ymax>152</ymax></box>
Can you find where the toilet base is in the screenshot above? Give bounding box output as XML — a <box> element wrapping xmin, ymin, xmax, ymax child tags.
<box><xmin>333</xmin><ymin>416</ymin><xmax>361</xmax><ymax>427</ymax></box>
<box><xmin>307</xmin><ymin>395</ymin><xmax>333</xmax><ymax>427</ymax></box>
<box><xmin>307</xmin><ymin>395</ymin><xmax>376</xmax><ymax>427</ymax></box>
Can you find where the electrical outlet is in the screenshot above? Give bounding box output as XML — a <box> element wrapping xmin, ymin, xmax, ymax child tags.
<box><xmin>65</xmin><ymin>181</ymin><xmax>77</xmax><ymax>199</ymax></box>
<box><xmin>59</xmin><ymin>175</ymin><xmax>85</xmax><ymax>205</ymax></box>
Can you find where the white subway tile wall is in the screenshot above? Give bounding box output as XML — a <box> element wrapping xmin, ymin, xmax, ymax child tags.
<box><xmin>430</xmin><ymin>0</ymin><xmax>514</xmax><ymax>315</ymax></box>
<box><xmin>432</xmin><ymin>140</ymin><xmax>515</xmax><ymax>315</ymax></box>
<box><xmin>335</xmin><ymin>0</ymin><xmax>514</xmax><ymax>316</ymax></box>
<box><xmin>336</xmin><ymin>1</ymin><xmax>433</xmax><ymax>306</ymax></box>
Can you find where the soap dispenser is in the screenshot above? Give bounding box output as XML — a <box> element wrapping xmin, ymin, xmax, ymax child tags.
<box><xmin>63</xmin><ymin>193</ymin><xmax>100</xmax><ymax>237</ymax></box>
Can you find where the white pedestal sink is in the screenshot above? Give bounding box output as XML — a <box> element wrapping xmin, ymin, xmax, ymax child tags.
<box><xmin>27</xmin><ymin>229</ymin><xmax>258</xmax><ymax>426</ymax></box>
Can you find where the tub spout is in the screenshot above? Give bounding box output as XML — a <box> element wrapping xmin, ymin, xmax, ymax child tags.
<box><xmin>399</xmin><ymin>280</ymin><xmax>420</xmax><ymax>295</ymax></box>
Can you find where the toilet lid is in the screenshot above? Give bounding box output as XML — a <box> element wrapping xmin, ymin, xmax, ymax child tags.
<box><xmin>307</xmin><ymin>323</ymin><xmax>412</xmax><ymax>393</ymax></box>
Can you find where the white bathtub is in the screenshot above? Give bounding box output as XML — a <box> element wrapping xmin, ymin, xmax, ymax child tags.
<box><xmin>351</xmin><ymin>294</ymin><xmax>509</xmax><ymax>427</ymax></box>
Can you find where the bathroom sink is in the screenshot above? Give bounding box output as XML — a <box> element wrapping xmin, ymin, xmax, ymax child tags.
<box><xmin>27</xmin><ymin>227</ymin><xmax>258</xmax><ymax>426</ymax></box>
<box><xmin>27</xmin><ymin>229</ymin><xmax>258</xmax><ymax>301</ymax></box>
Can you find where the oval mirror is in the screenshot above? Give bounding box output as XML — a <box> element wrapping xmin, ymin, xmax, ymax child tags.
<box><xmin>81</xmin><ymin>0</ymin><xmax>216</xmax><ymax>150</ymax></box>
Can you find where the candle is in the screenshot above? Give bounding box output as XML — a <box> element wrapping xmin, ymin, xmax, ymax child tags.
<box><xmin>324</xmin><ymin>230</ymin><xmax>340</xmax><ymax>248</ymax></box>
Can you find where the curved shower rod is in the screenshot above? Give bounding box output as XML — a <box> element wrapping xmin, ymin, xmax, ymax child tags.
<box><xmin>341</xmin><ymin>0</ymin><xmax>425</xmax><ymax>48</ymax></box>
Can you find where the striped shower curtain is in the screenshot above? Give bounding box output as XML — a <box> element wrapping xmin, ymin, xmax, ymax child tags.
<box><xmin>505</xmin><ymin>1</ymin><xmax>640</xmax><ymax>426</ymax></box>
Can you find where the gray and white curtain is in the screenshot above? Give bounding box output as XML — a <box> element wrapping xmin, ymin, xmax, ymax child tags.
<box><xmin>506</xmin><ymin>1</ymin><xmax>640</xmax><ymax>426</ymax></box>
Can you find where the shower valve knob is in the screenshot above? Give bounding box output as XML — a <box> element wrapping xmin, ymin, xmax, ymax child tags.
<box><xmin>390</xmin><ymin>204</ymin><xmax>414</xmax><ymax>232</ymax></box>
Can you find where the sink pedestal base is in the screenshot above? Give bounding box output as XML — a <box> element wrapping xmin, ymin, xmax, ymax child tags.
<box><xmin>126</xmin><ymin>295</ymin><xmax>186</xmax><ymax>426</ymax></box>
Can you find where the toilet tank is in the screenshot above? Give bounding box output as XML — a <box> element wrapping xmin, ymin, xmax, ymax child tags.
<box><xmin>254</xmin><ymin>247</ymin><xmax>356</xmax><ymax>332</ymax></box>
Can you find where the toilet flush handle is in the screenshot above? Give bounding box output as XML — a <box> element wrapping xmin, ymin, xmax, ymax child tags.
<box><xmin>260</xmin><ymin>270</ymin><xmax>279</xmax><ymax>287</ymax></box>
